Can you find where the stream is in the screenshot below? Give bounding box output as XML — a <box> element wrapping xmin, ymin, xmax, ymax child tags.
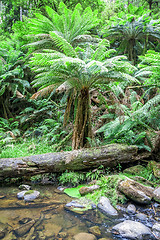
<box><xmin>0</xmin><ymin>185</ymin><xmax>159</xmax><ymax>240</ymax></box>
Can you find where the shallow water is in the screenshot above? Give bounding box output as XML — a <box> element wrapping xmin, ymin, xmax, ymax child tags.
<box><xmin>0</xmin><ymin>186</ymin><xmax>159</xmax><ymax>240</ymax></box>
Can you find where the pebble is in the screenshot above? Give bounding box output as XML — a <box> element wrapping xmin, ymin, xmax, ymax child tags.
<box><xmin>126</xmin><ymin>204</ymin><xmax>136</xmax><ymax>214</ymax></box>
<box><xmin>135</xmin><ymin>213</ymin><xmax>148</xmax><ymax>221</ymax></box>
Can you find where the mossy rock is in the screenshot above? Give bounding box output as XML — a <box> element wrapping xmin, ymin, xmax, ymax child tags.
<box><xmin>147</xmin><ymin>161</ymin><xmax>160</xmax><ymax>178</ymax></box>
<box><xmin>123</xmin><ymin>165</ymin><xmax>146</xmax><ymax>175</ymax></box>
<box><xmin>89</xmin><ymin>226</ymin><xmax>101</xmax><ymax>237</ymax></box>
<box><xmin>118</xmin><ymin>178</ymin><xmax>154</xmax><ymax>204</ymax></box>
<box><xmin>24</xmin><ymin>190</ymin><xmax>35</xmax><ymax>195</ymax></box>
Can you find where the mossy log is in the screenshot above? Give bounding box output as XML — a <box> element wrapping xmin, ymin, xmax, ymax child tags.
<box><xmin>0</xmin><ymin>144</ymin><xmax>151</xmax><ymax>179</ymax></box>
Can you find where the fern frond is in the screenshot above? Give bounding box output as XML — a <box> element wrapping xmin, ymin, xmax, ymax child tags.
<box><xmin>91</xmin><ymin>39</ymin><xmax>110</xmax><ymax>61</ymax></box>
<box><xmin>49</xmin><ymin>32</ymin><xmax>77</xmax><ymax>57</ymax></box>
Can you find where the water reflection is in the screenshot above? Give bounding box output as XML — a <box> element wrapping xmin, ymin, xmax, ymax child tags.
<box><xmin>2</xmin><ymin>185</ymin><xmax>159</xmax><ymax>240</ymax></box>
<box><xmin>0</xmin><ymin>186</ymin><xmax>117</xmax><ymax>239</ymax></box>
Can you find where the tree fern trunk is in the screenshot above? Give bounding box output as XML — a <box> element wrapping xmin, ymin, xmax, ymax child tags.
<box><xmin>143</xmin><ymin>34</ymin><xmax>148</xmax><ymax>55</ymax></box>
<box><xmin>72</xmin><ymin>87</ymin><xmax>92</xmax><ymax>150</ymax></box>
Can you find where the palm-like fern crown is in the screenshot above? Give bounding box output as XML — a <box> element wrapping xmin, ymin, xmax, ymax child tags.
<box><xmin>27</xmin><ymin>2</ymin><xmax>99</xmax><ymax>46</ymax></box>
<box><xmin>108</xmin><ymin>16</ymin><xmax>160</xmax><ymax>55</ymax></box>
<box><xmin>30</xmin><ymin>37</ymin><xmax>139</xmax><ymax>92</ymax></box>
<box><xmin>109</xmin><ymin>15</ymin><xmax>160</xmax><ymax>39</ymax></box>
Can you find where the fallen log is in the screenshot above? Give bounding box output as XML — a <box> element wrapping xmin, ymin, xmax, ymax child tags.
<box><xmin>0</xmin><ymin>144</ymin><xmax>151</xmax><ymax>179</ymax></box>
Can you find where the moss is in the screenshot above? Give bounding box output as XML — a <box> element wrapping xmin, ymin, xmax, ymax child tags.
<box><xmin>27</xmin><ymin>162</ymin><xmax>36</xmax><ymax>166</ymax></box>
<box><xmin>24</xmin><ymin>190</ymin><xmax>34</xmax><ymax>195</ymax></box>
<box><xmin>64</xmin><ymin>174</ymin><xmax>127</xmax><ymax>206</ymax></box>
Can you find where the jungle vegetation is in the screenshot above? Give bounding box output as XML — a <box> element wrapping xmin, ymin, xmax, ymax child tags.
<box><xmin>0</xmin><ymin>0</ymin><xmax>160</xmax><ymax>157</ymax></box>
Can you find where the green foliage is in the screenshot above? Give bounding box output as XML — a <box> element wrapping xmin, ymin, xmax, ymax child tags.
<box><xmin>139</xmin><ymin>50</ymin><xmax>160</xmax><ymax>86</ymax></box>
<box><xmin>26</xmin><ymin>2</ymin><xmax>100</xmax><ymax>51</ymax></box>
<box><xmin>0</xmin><ymin>0</ymin><xmax>159</xmax><ymax>157</ymax></box>
<box><xmin>30</xmin><ymin>174</ymin><xmax>44</xmax><ymax>183</ymax></box>
<box><xmin>0</xmin><ymin>38</ymin><xmax>30</xmax><ymax>99</ymax></box>
<box><xmin>64</xmin><ymin>185</ymin><xmax>84</xmax><ymax>198</ymax></box>
<box><xmin>19</xmin><ymin>98</ymin><xmax>57</xmax><ymax>126</ymax></box>
<box><xmin>17</xmin><ymin>98</ymin><xmax>67</xmax><ymax>145</ymax></box>
<box><xmin>86</xmin><ymin>168</ymin><xmax>104</xmax><ymax>181</ymax></box>
<box><xmin>124</xmin><ymin>168</ymin><xmax>156</xmax><ymax>183</ymax></box>
<box><xmin>63</xmin><ymin>174</ymin><xmax>127</xmax><ymax>206</ymax></box>
<box><xmin>85</xmin><ymin>175</ymin><xmax>127</xmax><ymax>205</ymax></box>
<box><xmin>97</xmin><ymin>86</ymin><xmax>160</xmax><ymax>150</ymax></box>
<box><xmin>0</xmin><ymin>117</ymin><xmax>19</xmax><ymax>132</ymax></box>
<box><xmin>30</xmin><ymin>36</ymin><xmax>138</xmax><ymax>149</ymax></box>
<box><xmin>0</xmin><ymin>1</ymin><xmax>21</xmax><ymax>32</ymax></box>
<box><xmin>123</xmin><ymin>163</ymin><xmax>160</xmax><ymax>186</ymax></box>
<box><xmin>58</xmin><ymin>171</ymin><xmax>86</xmax><ymax>186</ymax></box>
<box><xmin>0</xmin><ymin>117</ymin><xmax>20</xmax><ymax>147</ymax></box>
<box><xmin>0</xmin><ymin>138</ymin><xmax>55</xmax><ymax>158</ymax></box>
<box><xmin>106</xmin><ymin>15</ymin><xmax>160</xmax><ymax>64</ymax></box>
<box><xmin>98</xmin><ymin>175</ymin><xmax>127</xmax><ymax>206</ymax></box>
<box><xmin>24</xmin><ymin>190</ymin><xmax>34</xmax><ymax>195</ymax></box>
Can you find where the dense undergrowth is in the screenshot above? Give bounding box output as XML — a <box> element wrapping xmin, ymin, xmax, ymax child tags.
<box><xmin>0</xmin><ymin>0</ymin><xmax>160</xmax><ymax>156</ymax></box>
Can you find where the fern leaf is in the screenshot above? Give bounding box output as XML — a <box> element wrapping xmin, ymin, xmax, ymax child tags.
<box><xmin>49</xmin><ymin>32</ymin><xmax>77</xmax><ymax>57</ymax></box>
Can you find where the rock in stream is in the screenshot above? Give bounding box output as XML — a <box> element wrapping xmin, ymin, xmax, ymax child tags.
<box><xmin>112</xmin><ymin>220</ymin><xmax>153</xmax><ymax>239</ymax></box>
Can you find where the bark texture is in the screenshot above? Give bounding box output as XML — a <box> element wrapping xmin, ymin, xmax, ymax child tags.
<box><xmin>0</xmin><ymin>144</ymin><xmax>151</xmax><ymax>179</ymax></box>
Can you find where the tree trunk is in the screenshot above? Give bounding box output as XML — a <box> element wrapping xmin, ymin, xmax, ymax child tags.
<box><xmin>0</xmin><ymin>144</ymin><xmax>152</xmax><ymax>180</ymax></box>
<box><xmin>72</xmin><ymin>87</ymin><xmax>92</xmax><ymax>150</ymax></box>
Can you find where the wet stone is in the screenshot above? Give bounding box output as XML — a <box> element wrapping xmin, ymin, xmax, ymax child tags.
<box><xmin>153</xmin><ymin>186</ymin><xmax>160</xmax><ymax>202</ymax></box>
<box><xmin>97</xmin><ymin>196</ymin><xmax>118</xmax><ymax>216</ymax></box>
<box><xmin>19</xmin><ymin>184</ymin><xmax>31</xmax><ymax>191</ymax></box>
<box><xmin>24</xmin><ymin>190</ymin><xmax>40</xmax><ymax>201</ymax></box>
<box><xmin>112</xmin><ymin>220</ymin><xmax>152</xmax><ymax>239</ymax></box>
<box><xmin>79</xmin><ymin>185</ymin><xmax>100</xmax><ymax>196</ymax></box>
<box><xmin>66</xmin><ymin>200</ymin><xmax>84</xmax><ymax>208</ymax></box>
<box><xmin>19</xmin><ymin>218</ymin><xmax>32</xmax><ymax>225</ymax></box>
<box><xmin>17</xmin><ymin>190</ymin><xmax>27</xmax><ymax>199</ymax></box>
<box><xmin>118</xmin><ymin>178</ymin><xmax>154</xmax><ymax>204</ymax></box>
<box><xmin>89</xmin><ymin>226</ymin><xmax>101</xmax><ymax>237</ymax></box>
<box><xmin>0</xmin><ymin>196</ymin><xmax>5</xmax><ymax>199</ymax></box>
<box><xmin>17</xmin><ymin>190</ymin><xmax>40</xmax><ymax>201</ymax></box>
<box><xmin>44</xmin><ymin>222</ymin><xmax>62</xmax><ymax>237</ymax></box>
<box><xmin>148</xmin><ymin>161</ymin><xmax>160</xmax><ymax>178</ymax></box>
<box><xmin>38</xmin><ymin>231</ymin><xmax>45</xmax><ymax>239</ymax></box>
<box><xmin>0</xmin><ymin>230</ymin><xmax>5</xmax><ymax>239</ymax></box>
<box><xmin>126</xmin><ymin>204</ymin><xmax>136</xmax><ymax>214</ymax></box>
<box><xmin>135</xmin><ymin>213</ymin><xmax>148</xmax><ymax>221</ymax></box>
<box><xmin>99</xmin><ymin>239</ymin><xmax>113</xmax><ymax>240</ymax></box>
<box><xmin>152</xmin><ymin>223</ymin><xmax>160</xmax><ymax>240</ymax></box>
<box><xmin>123</xmin><ymin>165</ymin><xmax>146</xmax><ymax>175</ymax></box>
<box><xmin>152</xmin><ymin>223</ymin><xmax>160</xmax><ymax>232</ymax></box>
<box><xmin>58</xmin><ymin>231</ymin><xmax>68</xmax><ymax>238</ymax></box>
<box><xmin>57</xmin><ymin>186</ymin><xmax>65</xmax><ymax>191</ymax></box>
<box><xmin>73</xmin><ymin>232</ymin><xmax>97</xmax><ymax>240</ymax></box>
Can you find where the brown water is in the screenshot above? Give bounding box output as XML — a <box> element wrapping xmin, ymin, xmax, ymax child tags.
<box><xmin>0</xmin><ymin>186</ymin><xmax>117</xmax><ymax>240</ymax></box>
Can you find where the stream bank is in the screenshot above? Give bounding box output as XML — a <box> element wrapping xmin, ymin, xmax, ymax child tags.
<box><xmin>0</xmin><ymin>160</ymin><xmax>160</xmax><ymax>239</ymax></box>
<box><xmin>0</xmin><ymin>185</ymin><xmax>160</xmax><ymax>240</ymax></box>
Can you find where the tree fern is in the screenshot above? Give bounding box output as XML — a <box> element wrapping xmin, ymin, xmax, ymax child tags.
<box><xmin>27</xmin><ymin>2</ymin><xmax>100</xmax><ymax>50</ymax></box>
<box><xmin>30</xmin><ymin>36</ymin><xmax>140</xmax><ymax>149</ymax></box>
<box><xmin>49</xmin><ymin>31</ymin><xmax>78</xmax><ymax>57</ymax></box>
<box><xmin>107</xmin><ymin>16</ymin><xmax>160</xmax><ymax>64</ymax></box>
